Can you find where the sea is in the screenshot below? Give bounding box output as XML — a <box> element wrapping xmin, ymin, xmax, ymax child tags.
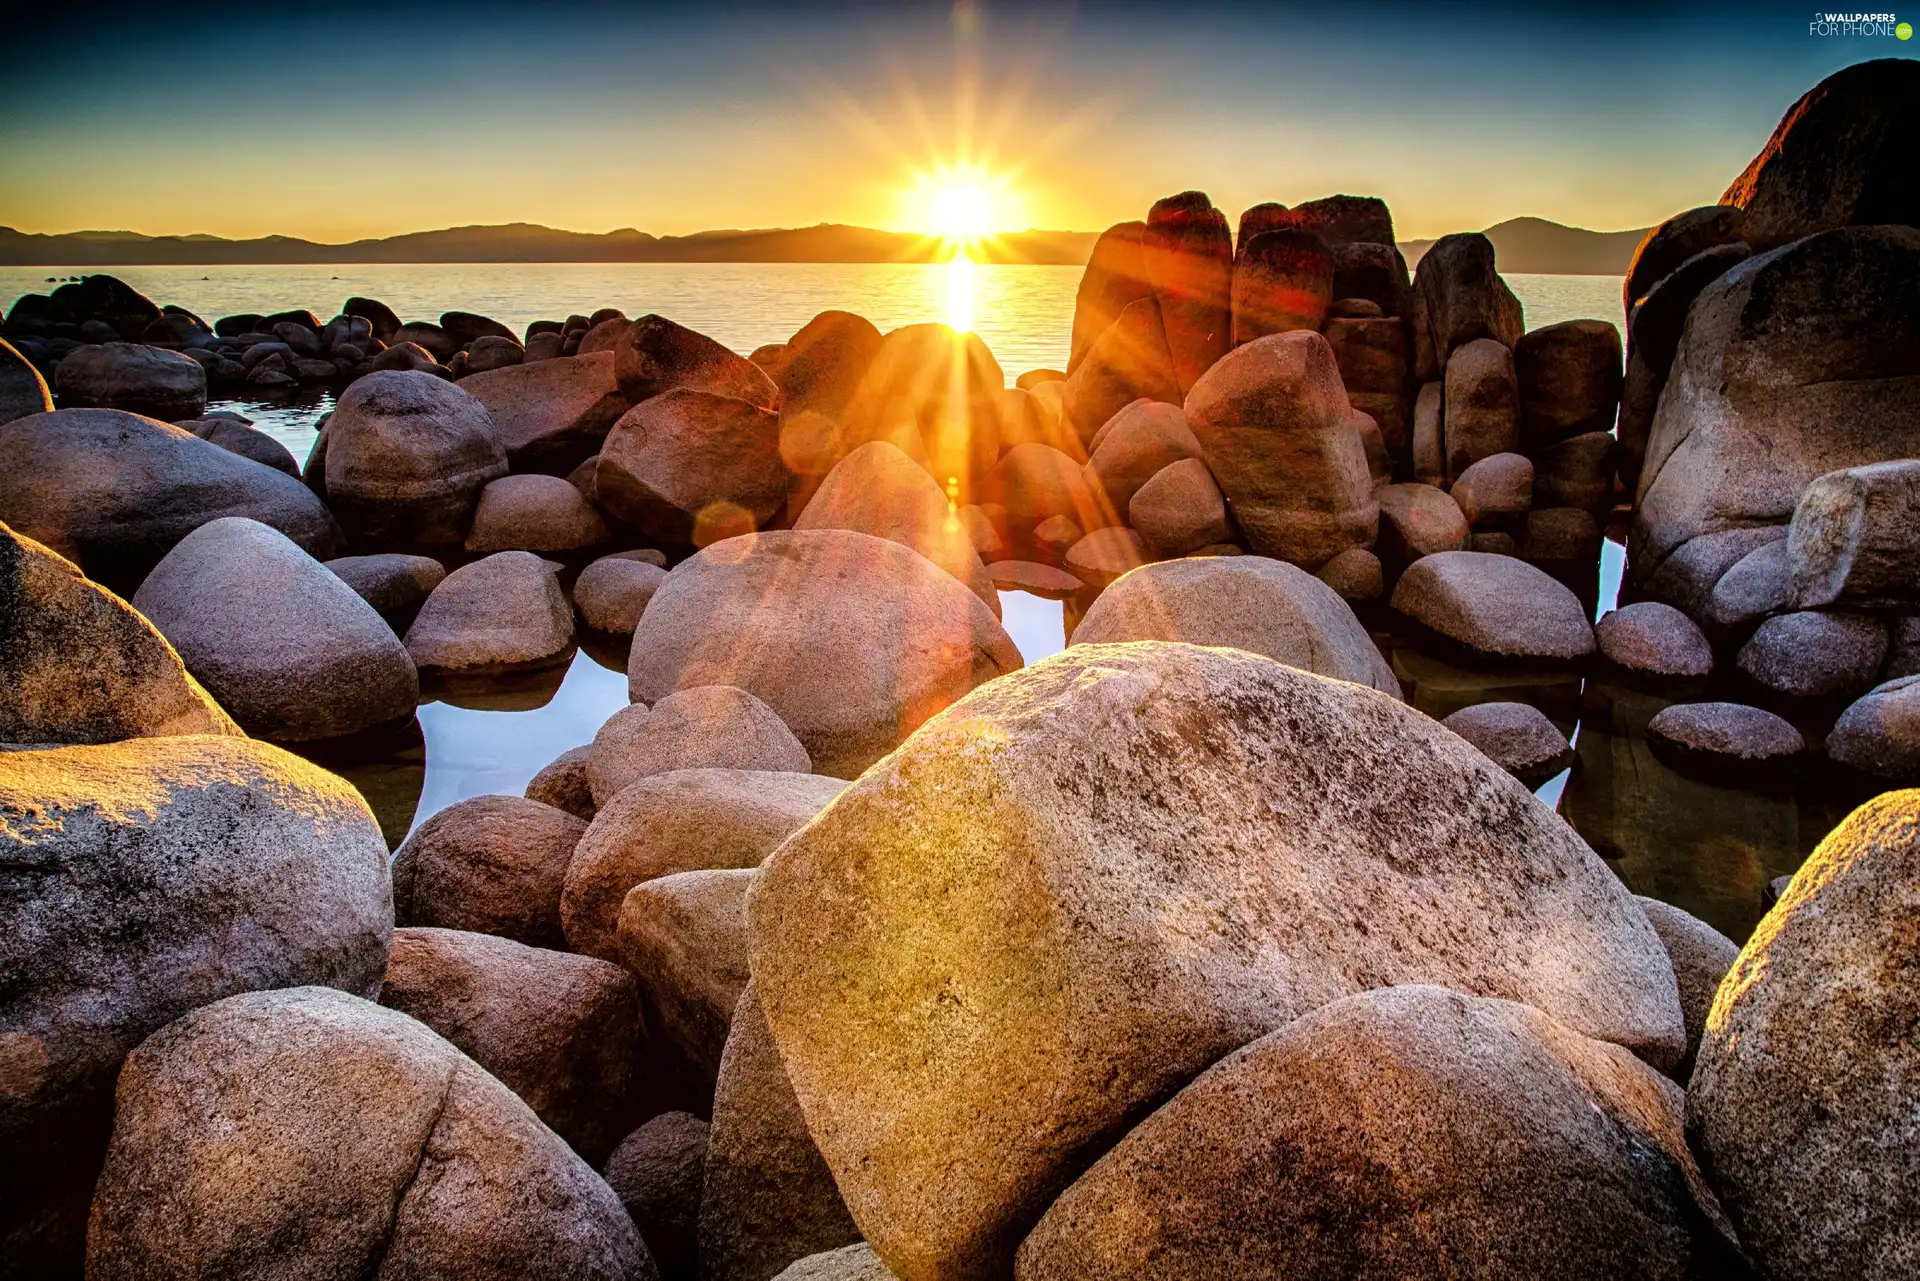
<box><xmin>3</xmin><ymin>263</ymin><xmax>1859</xmax><ymax>940</ymax></box>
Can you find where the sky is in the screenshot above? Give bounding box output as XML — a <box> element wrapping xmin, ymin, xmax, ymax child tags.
<box><xmin>0</xmin><ymin>2</ymin><xmax>1909</xmax><ymax>242</ymax></box>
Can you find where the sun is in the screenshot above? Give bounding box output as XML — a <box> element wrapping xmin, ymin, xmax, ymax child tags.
<box><xmin>929</xmin><ymin>183</ymin><xmax>995</xmax><ymax>242</ymax></box>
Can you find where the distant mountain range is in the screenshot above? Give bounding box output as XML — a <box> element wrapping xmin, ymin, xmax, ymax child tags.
<box><xmin>0</xmin><ymin>216</ymin><xmax>1651</xmax><ymax>274</ymax></box>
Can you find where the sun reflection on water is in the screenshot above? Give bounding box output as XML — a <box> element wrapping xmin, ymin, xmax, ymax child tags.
<box><xmin>944</xmin><ymin>252</ymin><xmax>976</xmax><ymax>333</ymax></box>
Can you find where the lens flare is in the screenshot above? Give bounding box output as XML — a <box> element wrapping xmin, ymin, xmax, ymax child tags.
<box><xmin>929</xmin><ymin>183</ymin><xmax>995</xmax><ymax>241</ymax></box>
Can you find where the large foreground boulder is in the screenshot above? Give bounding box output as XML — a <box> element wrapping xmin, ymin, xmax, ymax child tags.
<box><xmin>131</xmin><ymin>517</ymin><xmax>418</xmax><ymax>741</ymax></box>
<box><xmin>0</xmin><ymin>408</ymin><xmax>341</xmax><ymax>595</ymax></box>
<box><xmin>1017</xmin><ymin>985</ymin><xmax>1740</xmax><ymax>1281</ymax></box>
<box><xmin>1</xmin><ymin>520</ymin><xmax>238</xmax><ymax>744</ymax></box>
<box><xmin>85</xmin><ymin>987</ymin><xmax>653</xmax><ymax>1280</ymax></box>
<box><xmin>1689</xmin><ymin>789</ymin><xmax>1920</xmax><ymax>1280</ymax></box>
<box><xmin>628</xmin><ymin>530</ymin><xmax>1020</xmax><ymax>778</ymax></box>
<box><xmin>747</xmin><ymin>643</ymin><xmax>1684</xmax><ymax>1279</ymax></box>
<box><xmin>325</xmin><ymin>370</ymin><xmax>508</xmax><ymax>554</ymax></box>
<box><xmin>1</xmin><ymin>737</ymin><xmax>391</xmax><ymax>1274</ymax></box>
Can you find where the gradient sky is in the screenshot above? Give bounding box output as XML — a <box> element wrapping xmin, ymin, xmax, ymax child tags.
<box><xmin>0</xmin><ymin>2</ymin><xmax>1908</xmax><ymax>242</ymax></box>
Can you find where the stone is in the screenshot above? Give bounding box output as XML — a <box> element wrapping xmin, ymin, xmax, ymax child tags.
<box><xmin>774</xmin><ymin>1245</ymin><xmax>896</xmax><ymax>1281</ymax></box>
<box><xmin>1720</xmin><ymin>57</ymin><xmax>1920</xmax><ymax>254</ymax></box>
<box><xmin>1068</xmin><ymin>221</ymin><xmax>1152</xmax><ymax>375</ymax></box>
<box><xmin>371</xmin><ymin>340</ymin><xmax>447</xmax><ymax>375</ymax></box>
<box><xmin>1644</xmin><ymin>702</ymin><xmax>1804</xmax><ymax>774</ymax></box>
<box><xmin>393</xmin><ymin>320</ymin><xmax>461</xmax><ymax>362</ymax></box>
<box><xmin>579</xmin><ymin>317</ymin><xmax>634</xmax><ymax>355</ymax></box>
<box><xmin>345</xmin><ymin>296</ymin><xmax>403</xmax><ymax>342</ymax></box>
<box><xmin>1442</xmin><ymin>338</ymin><xmax>1519</xmax><ymax>480</ymax></box>
<box><xmin>1322</xmin><ymin>316</ymin><xmax>1410</xmax><ymax>450</ymax></box>
<box><xmin>1470</xmin><ymin>531</ymin><xmax>1517</xmax><ymax>555</ymax></box>
<box><xmin>576</xmin><ymin>555</ymin><xmax>668</xmax><ymax>635</ymax></box>
<box><xmin>795</xmin><ymin>441</ymin><xmax>998</xmax><ymax>610</ymax></box>
<box><xmin>1085</xmin><ymin>399</ymin><xmax>1203</xmax><ymax>515</ymax></box>
<box><xmin>1061</xmin><ymin>297</ymin><xmax>1180</xmax><ymax>446</ymax></box>
<box><xmin>614</xmin><ymin>314</ymin><xmax>778</xmax><ymax>410</ymax></box>
<box><xmin>1523</xmin><ymin>507</ymin><xmax>1602</xmax><ymax>563</ymax></box>
<box><xmin>1</xmin><ymin>738</ymin><xmax>391</xmax><ymax>1274</ymax></box>
<box><xmin>1015</xmin><ymin>369</ymin><xmax>1064</xmax><ymax>391</ymax></box>
<box><xmin>985</xmin><ymin>560</ymin><xmax>1082</xmax><ymax>598</ymax></box>
<box><xmin>1063</xmin><ymin>526</ymin><xmax>1148</xmax><ymax>588</ymax></box>
<box><xmin>377</xmin><ymin>927</ymin><xmax>642</xmax><ymax>1164</ymax></box>
<box><xmin>131</xmin><ymin>517</ymin><xmax>418</xmax><ymax>741</ymax></box>
<box><xmin>701</xmin><ymin>985</ymin><xmax>861</xmax><ymax>1281</ymax></box>
<box><xmin>1441</xmin><ymin>701</ymin><xmax>1575</xmax><ymax>785</ymax></box>
<box><xmin>405</xmin><ymin>550</ymin><xmax>574</xmax><ymax>673</ymax></box>
<box><xmin>459</xmin><ymin>350</ymin><xmax>628</xmax><ymax>474</ymax></box>
<box><xmin>1533</xmin><ymin>430</ymin><xmax>1618</xmax><ymax>512</ymax></box>
<box><xmin>1230</xmin><ymin>229</ymin><xmax>1333</xmax><ymax>345</ymax></box>
<box><xmin>1271</xmin><ymin>193</ymin><xmax>1397</xmax><ymax>248</ymax></box>
<box><xmin>1632</xmin><ymin>226</ymin><xmax>1920</xmax><ymax>598</ymax></box>
<box><xmin>605</xmin><ymin>1113</ymin><xmax>709</xmax><ymax>1281</ymax></box>
<box><xmin>984</xmin><ymin>443</ymin><xmax>1104</xmax><ymax>539</ymax></box>
<box><xmin>628</xmin><ymin>530</ymin><xmax>1021</xmax><ymax>778</ymax></box>
<box><xmin>1785</xmin><ymin>460</ymin><xmax>1920</xmax><ymax>610</ymax></box>
<box><xmin>526</xmin><ymin>331</ymin><xmax>565</xmax><ymax>361</ymax></box>
<box><xmin>598</xmin><ymin>390</ymin><xmax>786</xmax><ymax>548</ymax></box>
<box><xmin>0</xmin><ymin>408</ymin><xmax>342</xmax><ymax>595</ymax></box>
<box><xmin>324</xmin><ymin>552</ymin><xmax>447</xmax><ymax>629</ymax></box>
<box><xmin>958</xmin><ymin>504</ymin><xmax>1004</xmax><ymax>561</ymax></box>
<box><xmin>615</xmin><ymin>868</ymin><xmax>754</xmax><ymax>1089</ymax></box>
<box><xmin>748</xmin><ymin>643</ymin><xmax>1686</xmax><ymax>1279</ymax></box>
<box><xmin>527</xmin><ymin>745</ymin><xmax>598</xmax><ymax>821</ymax></box>
<box><xmin>1623</xmin><ymin>206</ymin><xmax>1745</xmax><ymax>315</ymax></box>
<box><xmin>1826</xmin><ymin>676</ymin><xmax>1920</xmax><ymax>781</ymax></box>
<box><xmin>467</xmin><ymin>473</ymin><xmax>612</xmax><ymax>555</ymax></box>
<box><xmin>776</xmin><ymin>310</ymin><xmax>883</xmax><ymax>421</ymax></box>
<box><xmin>391</xmin><ymin>794</ymin><xmax>586</xmax><ymax>949</ymax></box>
<box><xmin>0</xmin><ymin>338</ymin><xmax>53</xmax><ymax>426</ymax></box>
<box><xmin>1071</xmin><ymin>555</ymin><xmax>1399</xmax><ymax>695</ymax></box>
<box><xmin>1129</xmin><ymin>457</ymin><xmax>1230</xmax><ymax>557</ymax></box>
<box><xmin>84</xmin><ymin>987</ymin><xmax>652</xmax><ymax>1281</ymax></box>
<box><xmin>1632</xmin><ymin>897</ymin><xmax>1737</xmax><ymax>1079</ymax></box>
<box><xmin>1330</xmin><ymin>241</ymin><xmax>1414</xmax><ymax>319</ymax></box>
<box><xmin>1515</xmin><ymin>319</ymin><xmax>1622</xmax><ymax>448</ymax></box>
<box><xmin>1391</xmin><ymin>551</ymin><xmax>1595</xmax><ymax>661</ymax></box>
<box><xmin>561</xmin><ymin>769</ymin><xmax>847</xmax><ymax>964</ymax></box>
<box><xmin>1412</xmin><ymin>380</ymin><xmax>1445</xmax><ymax>485</ymax></box>
<box><xmin>1315</xmin><ymin>546</ymin><xmax>1383</xmax><ymax>600</ymax></box>
<box><xmin>1689</xmin><ymin>788</ymin><xmax>1920</xmax><ymax>1277</ymax></box>
<box><xmin>180</xmin><ymin>415</ymin><xmax>301</xmax><ymax>475</ymax></box>
<box><xmin>1184</xmin><ymin>330</ymin><xmax>1376</xmax><ymax>567</ymax></box>
<box><xmin>1143</xmin><ymin>192</ymin><xmax>1233</xmax><ymax>394</ymax></box>
<box><xmin>588</xmin><ymin>686</ymin><xmax>811</xmax><ymax>807</ymax></box>
<box><xmin>1643</xmin><ymin>527</ymin><xmax>1787</xmax><ymax>621</ymax></box>
<box><xmin>1595</xmin><ymin>602</ymin><xmax>1713</xmax><ymax>681</ymax></box>
<box><xmin>1410</xmin><ymin>232</ymin><xmax>1524</xmax><ymax>381</ymax></box>
<box><xmin>1016</xmin><ymin>986</ymin><xmax>1739</xmax><ymax>1281</ymax></box>
<box><xmin>1704</xmin><ymin>539</ymin><xmax>1791</xmax><ymax>635</ymax></box>
<box><xmin>47</xmin><ymin>275</ymin><xmax>160</xmax><ymax>338</ymax></box>
<box><xmin>840</xmin><ymin>324</ymin><xmax>1004</xmax><ymax>492</ymax></box>
<box><xmin>1449</xmin><ymin>452</ymin><xmax>1533</xmax><ymax>525</ymax></box>
<box><xmin>53</xmin><ymin>342</ymin><xmax>206</xmax><ymax>418</ymax></box>
<box><xmin>442</xmin><ymin>310</ymin><xmax>516</xmax><ymax>344</ymax></box>
<box><xmin>325</xmin><ymin>370</ymin><xmax>508</xmax><ymax>555</ymax></box>
<box><xmin>1</xmin><ymin>520</ymin><xmax>238</xmax><ymax>744</ymax></box>
<box><xmin>1374</xmin><ymin>482</ymin><xmax>1469</xmax><ymax>565</ymax></box>
<box><xmin>1736</xmin><ymin>610</ymin><xmax>1887</xmax><ymax>700</ymax></box>
<box><xmin>1031</xmin><ymin>515</ymin><xmax>1081</xmax><ymax>562</ymax></box>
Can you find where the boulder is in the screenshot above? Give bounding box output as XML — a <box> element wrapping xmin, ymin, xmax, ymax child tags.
<box><xmin>1315</xmin><ymin>546</ymin><xmax>1383</xmax><ymax>600</ymax></box>
<box><xmin>1514</xmin><ymin>319</ymin><xmax>1622</xmax><ymax>448</ymax></box>
<box><xmin>1085</xmin><ymin>399</ymin><xmax>1203</xmax><ymax>515</ymax></box>
<box><xmin>1785</xmin><ymin>460</ymin><xmax>1920</xmax><ymax>610</ymax></box>
<box><xmin>561</xmin><ymin>768</ymin><xmax>846</xmax><ymax>964</ymax></box>
<box><xmin>467</xmin><ymin>473</ymin><xmax>612</xmax><ymax>555</ymax></box>
<box><xmin>1689</xmin><ymin>788</ymin><xmax>1920</xmax><ymax>1277</ymax></box>
<box><xmin>1441</xmin><ymin>700</ymin><xmax>1575</xmax><ymax>785</ymax></box>
<box><xmin>0</xmin><ymin>408</ymin><xmax>341</xmax><ymax>595</ymax></box>
<box><xmin>371</xmin><ymin>340</ymin><xmax>448</xmax><ymax>376</ymax></box>
<box><xmin>1631</xmin><ymin>226</ymin><xmax>1920</xmax><ymax>602</ymax></box>
<box><xmin>180</xmin><ymin>415</ymin><xmax>301</xmax><ymax>476</ymax></box>
<box><xmin>598</xmin><ymin>389</ymin><xmax>787</xmax><ymax>548</ymax></box>
<box><xmin>1632</xmin><ymin>896</ymin><xmax>1737</xmax><ymax>1079</ymax></box>
<box><xmin>345</xmin><ymin>296</ymin><xmax>403</xmax><ymax>342</ymax></box>
<box><xmin>774</xmin><ymin>1245</ymin><xmax>896</xmax><ymax>1281</ymax></box>
<box><xmin>1062</xmin><ymin>526</ymin><xmax>1147</xmax><ymax>588</ymax></box>
<box><xmin>1</xmin><ymin>738</ymin><xmax>390</xmax><ymax>1275</ymax></box>
<box><xmin>795</xmin><ymin>441</ymin><xmax>998</xmax><ymax>609</ymax></box>
<box><xmin>1442</xmin><ymin>337</ymin><xmax>1519</xmax><ymax>480</ymax></box>
<box><xmin>85</xmin><ymin>987</ymin><xmax>653</xmax><ymax>1281</ymax></box>
<box><xmin>776</xmin><ymin>311</ymin><xmax>884</xmax><ymax>421</ymax></box>
<box><xmin>1449</xmin><ymin>452</ymin><xmax>1533</xmax><ymax>525</ymax></box>
<box><xmin>1720</xmin><ymin>57</ymin><xmax>1920</xmax><ymax>253</ymax></box>
<box><xmin>628</xmin><ymin>530</ymin><xmax>1021</xmax><ymax>778</ymax></box>
<box><xmin>1826</xmin><ymin>675</ymin><xmax>1920</xmax><ymax>781</ymax></box>
<box><xmin>1375</xmin><ymin>482</ymin><xmax>1469</xmax><ymax>565</ymax></box>
<box><xmin>1129</xmin><ymin>457</ymin><xmax>1230</xmax><ymax>556</ymax></box>
<box><xmin>576</xmin><ymin>555</ymin><xmax>669</xmax><ymax>635</ymax></box>
<box><xmin>747</xmin><ymin>643</ymin><xmax>1686</xmax><ymax>1278</ymax></box>
<box><xmin>957</xmin><ymin>503</ymin><xmax>1005</xmax><ymax>560</ymax></box>
<box><xmin>393</xmin><ymin>320</ymin><xmax>461</xmax><ymax>362</ymax></box>
<box><xmin>1735</xmin><ymin>610</ymin><xmax>1887</xmax><ymax>700</ymax></box>
<box><xmin>1071</xmin><ymin>556</ymin><xmax>1398</xmax><ymax>694</ymax></box>
<box><xmin>1270</xmin><ymin>193</ymin><xmax>1397</xmax><ymax>248</ymax></box>
<box><xmin>325</xmin><ymin>370</ymin><xmax>508</xmax><ymax>554</ymax></box>
<box><xmin>1061</xmin><ymin>297</ymin><xmax>1180</xmax><ymax>446</ymax></box>
<box><xmin>1523</xmin><ymin>506</ymin><xmax>1603</xmax><ymax>564</ymax></box>
<box><xmin>615</xmin><ymin>867</ymin><xmax>755</xmax><ymax>1088</ymax></box>
<box><xmin>1409</xmin><ymin>232</ymin><xmax>1523</xmax><ymax>381</ymax></box>
<box><xmin>405</xmin><ymin>550</ymin><xmax>574</xmax><ymax>673</ymax></box>
<box><xmin>130</xmin><ymin>517</ymin><xmax>418</xmax><ymax>741</ymax></box>
<box><xmin>45</xmin><ymin>275</ymin><xmax>161</xmax><ymax>338</ymax></box>
<box><xmin>701</xmin><ymin>985</ymin><xmax>861</xmax><ymax>1281</ymax></box>
<box><xmin>1533</xmin><ymin>430</ymin><xmax>1618</xmax><ymax>512</ymax></box>
<box><xmin>1016</xmin><ymin>986</ymin><xmax>1739</xmax><ymax>1281</ymax></box>
<box><xmin>1067</xmin><ymin>222</ymin><xmax>1152</xmax><ymax>374</ymax></box>
<box><xmin>605</xmin><ymin>1113</ymin><xmax>709</xmax><ymax>1281</ymax></box>
<box><xmin>527</xmin><ymin>745</ymin><xmax>598</xmax><ymax>821</ymax></box>
<box><xmin>588</xmin><ymin>685</ymin><xmax>811</xmax><ymax>806</ymax></box>
<box><xmin>1143</xmin><ymin>192</ymin><xmax>1233</xmax><ymax>393</ymax></box>
<box><xmin>324</xmin><ymin>552</ymin><xmax>446</xmax><ymax>629</ymax></box>
<box><xmin>0</xmin><ymin>338</ymin><xmax>53</xmax><ymax>425</ymax></box>
<box><xmin>1183</xmin><ymin>330</ymin><xmax>1376</xmax><ymax>567</ymax></box>
<box><xmin>614</xmin><ymin>314</ymin><xmax>778</xmax><ymax>410</ymax></box>
<box><xmin>391</xmin><ymin>794</ymin><xmax>586</xmax><ymax>949</ymax></box>
<box><xmin>1031</xmin><ymin>515</ymin><xmax>1082</xmax><ymax>563</ymax></box>
<box><xmin>1622</xmin><ymin>206</ymin><xmax>1745</xmax><ymax>315</ymax></box>
<box><xmin>442</xmin><ymin>310</ymin><xmax>516</xmax><ymax>344</ymax></box>
<box><xmin>984</xmin><ymin>443</ymin><xmax>1104</xmax><ymax>539</ymax></box>
<box><xmin>1391</xmin><ymin>551</ymin><xmax>1594</xmax><ymax>661</ymax></box>
<box><xmin>1595</xmin><ymin>602</ymin><xmax>1713</xmax><ymax>681</ymax></box>
<box><xmin>460</xmin><ymin>350</ymin><xmax>628</xmax><ymax>474</ymax></box>
<box><xmin>986</xmin><ymin>558</ymin><xmax>1082</xmax><ymax>598</ymax></box>
<box><xmin>1412</xmin><ymin>380</ymin><xmax>1445</xmax><ymax>485</ymax></box>
<box><xmin>1645</xmin><ymin>702</ymin><xmax>1804</xmax><ymax>775</ymax></box>
<box><xmin>1644</xmin><ymin>526</ymin><xmax>1787</xmax><ymax>620</ymax></box>
<box><xmin>835</xmin><ymin>324</ymin><xmax>1003</xmax><ymax>491</ymax></box>
<box><xmin>53</xmin><ymin>342</ymin><xmax>206</xmax><ymax>418</ymax></box>
<box><xmin>1</xmin><ymin>520</ymin><xmax>239</xmax><ymax>744</ymax></box>
<box><xmin>1230</xmin><ymin>229</ymin><xmax>1333</xmax><ymax>345</ymax></box>
<box><xmin>1704</xmin><ymin>539</ymin><xmax>1791</xmax><ymax>635</ymax></box>
<box><xmin>378</xmin><ymin>927</ymin><xmax>642</xmax><ymax>1164</ymax></box>
<box><xmin>1322</xmin><ymin>315</ymin><xmax>1410</xmax><ymax>449</ymax></box>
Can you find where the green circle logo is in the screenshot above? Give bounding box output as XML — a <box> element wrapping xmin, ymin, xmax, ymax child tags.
<box><xmin>1899</xmin><ymin>20</ymin><xmax>1914</xmax><ymax>38</ymax></box>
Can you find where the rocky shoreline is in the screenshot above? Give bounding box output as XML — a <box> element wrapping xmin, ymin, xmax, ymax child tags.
<box><xmin>3</xmin><ymin>56</ymin><xmax>1917</xmax><ymax>1281</ymax></box>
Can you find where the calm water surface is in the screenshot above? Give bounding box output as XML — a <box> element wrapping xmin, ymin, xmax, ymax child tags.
<box><xmin>5</xmin><ymin>263</ymin><xmax>1843</xmax><ymax>941</ymax></box>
